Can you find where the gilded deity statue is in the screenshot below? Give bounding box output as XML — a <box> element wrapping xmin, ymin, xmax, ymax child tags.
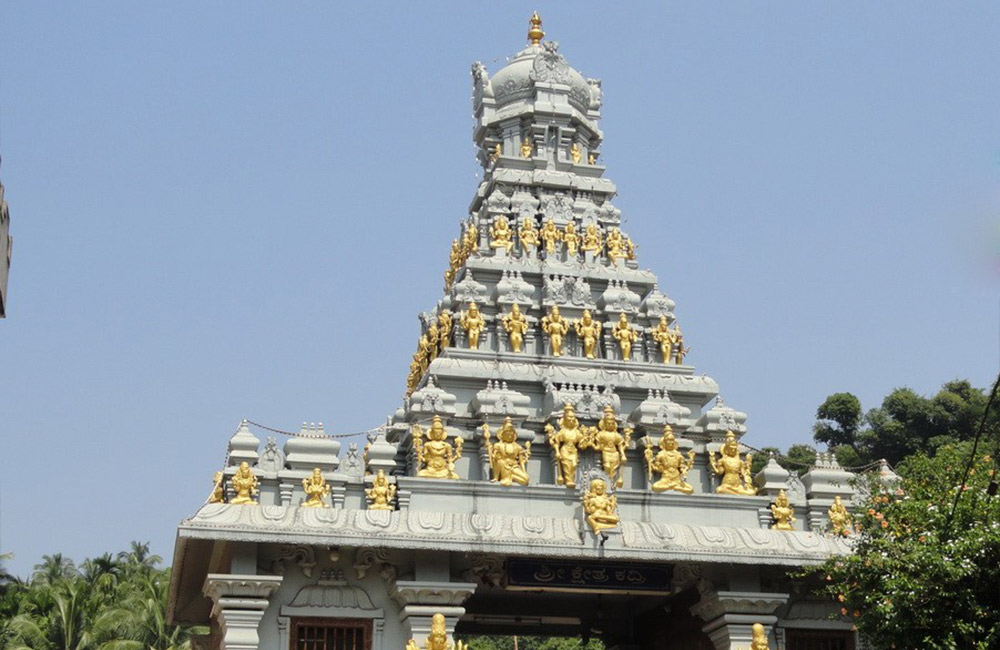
<box><xmin>708</xmin><ymin>431</ymin><xmax>756</xmax><ymax>496</ymax></box>
<box><xmin>437</xmin><ymin>310</ymin><xmax>453</xmax><ymax>351</ymax></box>
<box><xmin>541</xmin><ymin>305</ymin><xmax>570</xmax><ymax>356</ymax></box>
<box><xmin>208</xmin><ymin>470</ymin><xmax>225</xmax><ymax>503</ymax></box>
<box><xmin>563</xmin><ymin>221</ymin><xmax>580</xmax><ymax>257</ymax></box>
<box><xmin>519</xmin><ymin>218</ymin><xmax>539</xmax><ymax>253</ymax></box>
<box><xmin>445</xmin><ymin>238</ymin><xmax>462</xmax><ymax>290</ymax></box>
<box><xmin>582</xmin><ymin>405</ymin><xmax>633</xmax><ymax>488</ymax></box>
<box><xmin>750</xmin><ymin>623</ymin><xmax>770</xmax><ymax>650</ymax></box>
<box><xmin>366</xmin><ymin>468</ymin><xmax>396</xmax><ymax>511</ymax></box>
<box><xmin>462</xmin><ymin>224</ymin><xmax>479</xmax><ymax>258</ymax></box>
<box><xmin>407</xmin><ymin>356</ymin><xmax>422</xmax><ymax>394</ymax></box>
<box><xmin>412</xmin><ymin>415</ymin><xmax>464</xmax><ymax>479</ymax></box>
<box><xmin>301</xmin><ymin>468</ymin><xmax>330</xmax><ymax>508</ymax></box>
<box><xmin>570</xmin><ymin>142</ymin><xmax>582</xmax><ymax>164</ymax></box>
<box><xmin>643</xmin><ymin>426</ymin><xmax>696</xmax><ymax>494</ymax></box>
<box><xmin>483</xmin><ymin>417</ymin><xmax>532</xmax><ymax>486</ymax></box>
<box><xmin>770</xmin><ymin>489</ymin><xmax>796</xmax><ymax>530</ymax></box>
<box><xmin>417</xmin><ymin>334</ymin><xmax>432</xmax><ymax>374</ymax></box>
<box><xmin>624</xmin><ymin>235</ymin><xmax>636</xmax><ymax>260</ymax></box>
<box><xmin>672</xmin><ymin>324</ymin><xmax>689</xmax><ymax>364</ymax></box>
<box><xmin>460</xmin><ymin>302</ymin><xmax>486</xmax><ymax>350</ymax></box>
<box><xmin>426</xmin><ymin>321</ymin><xmax>440</xmax><ymax>361</ymax></box>
<box><xmin>490</xmin><ymin>215</ymin><xmax>514</xmax><ymax>253</ymax></box>
<box><xmin>605</xmin><ymin>227</ymin><xmax>626</xmax><ymax>263</ymax></box>
<box><xmin>545</xmin><ymin>404</ymin><xmax>587</xmax><ymax>488</ymax></box>
<box><xmin>230</xmin><ymin>461</ymin><xmax>259</xmax><ymax>505</ymax></box>
<box><xmin>575</xmin><ymin>309</ymin><xmax>602</xmax><ymax>359</ymax></box>
<box><xmin>588</xmin><ymin>152</ymin><xmax>597</xmax><ymax>165</ymax></box>
<box><xmin>520</xmin><ymin>137</ymin><xmax>533</xmax><ymax>158</ymax></box>
<box><xmin>490</xmin><ymin>143</ymin><xmax>501</xmax><ymax>163</ymax></box>
<box><xmin>581</xmin><ymin>223</ymin><xmax>602</xmax><ymax>253</ymax></box>
<box><xmin>405</xmin><ymin>613</ymin><xmax>467</xmax><ymax>650</ymax></box>
<box><xmin>583</xmin><ymin>478</ymin><xmax>620</xmax><ymax>534</ymax></box>
<box><xmin>828</xmin><ymin>495</ymin><xmax>852</xmax><ymax>535</ymax></box>
<box><xmin>611</xmin><ymin>312</ymin><xmax>638</xmax><ymax>360</ymax></box>
<box><xmin>650</xmin><ymin>316</ymin><xmax>677</xmax><ymax>364</ymax></box>
<box><xmin>501</xmin><ymin>303</ymin><xmax>529</xmax><ymax>353</ymax></box>
<box><xmin>540</xmin><ymin>218</ymin><xmax>562</xmax><ymax>254</ymax></box>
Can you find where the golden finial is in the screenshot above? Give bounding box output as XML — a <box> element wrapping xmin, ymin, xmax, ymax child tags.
<box><xmin>528</xmin><ymin>12</ymin><xmax>544</xmax><ymax>45</ymax></box>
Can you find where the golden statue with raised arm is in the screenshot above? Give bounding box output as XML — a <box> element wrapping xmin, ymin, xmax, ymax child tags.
<box><xmin>460</xmin><ymin>302</ymin><xmax>486</xmax><ymax>350</ymax></box>
<box><xmin>540</xmin><ymin>218</ymin><xmax>562</xmax><ymax>254</ymax></box>
<box><xmin>501</xmin><ymin>303</ymin><xmax>529</xmax><ymax>353</ymax></box>
<box><xmin>489</xmin><ymin>215</ymin><xmax>514</xmax><ymax>253</ymax></box>
<box><xmin>581</xmin><ymin>223</ymin><xmax>602</xmax><ymax>253</ymax></box>
<box><xmin>708</xmin><ymin>431</ymin><xmax>756</xmax><ymax>495</ymax></box>
<box><xmin>483</xmin><ymin>417</ymin><xmax>531</xmax><ymax>486</ymax></box>
<box><xmin>643</xmin><ymin>425</ymin><xmax>695</xmax><ymax>494</ymax></box>
<box><xmin>650</xmin><ymin>316</ymin><xmax>676</xmax><ymax>364</ymax></box>
<box><xmin>230</xmin><ymin>461</ymin><xmax>259</xmax><ymax>505</ymax></box>
<box><xmin>545</xmin><ymin>404</ymin><xmax>587</xmax><ymax>488</ymax></box>
<box><xmin>605</xmin><ymin>227</ymin><xmax>626</xmax><ymax>263</ymax></box>
<box><xmin>770</xmin><ymin>489</ymin><xmax>796</xmax><ymax>530</ymax></box>
<box><xmin>672</xmin><ymin>324</ymin><xmax>689</xmax><ymax>364</ymax></box>
<box><xmin>563</xmin><ymin>221</ymin><xmax>580</xmax><ymax>257</ymax></box>
<box><xmin>570</xmin><ymin>142</ymin><xmax>582</xmax><ymax>164</ymax></box>
<box><xmin>519</xmin><ymin>218</ymin><xmax>539</xmax><ymax>253</ymax></box>
<box><xmin>366</xmin><ymin>468</ymin><xmax>396</xmax><ymax>510</ymax></box>
<box><xmin>575</xmin><ymin>309</ymin><xmax>602</xmax><ymax>359</ymax></box>
<box><xmin>437</xmin><ymin>310</ymin><xmax>453</xmax><ymax>350</ymax></box>
<box><xmin>411</xmin><ymin>415</ymin><xmax>464</xmax><ymax>479</ymax></box>
<box><xmin>405</xmin><ymin>613</ymin><xmax>467</xmax><ymax>650</ymax></box>
<box><xmin>582</xmin><ymin>405</ymin><xmax>632</xmax><ymax>488</ymax></box>
<box><xmin>208</xmin><ymin>471</ymin><xmax>225</xmax><ymax>503</ymax></box>
<box><xmin>520</xmin><ymin>137</ymin><xmax>534</xmax><ymax>158</ymax></box>
<box><xmin>611</xmin><ymin>312</ymin><xmax>638</xmax><ymax>360</ymax></box>
<box><xmin>541</xmin><ymin>305</ymin><xmax>570</xmax><ymax>356</ymax></box>
<box><xmin>583</xmin><ymin>478</ymin><xmax>620</xmax><ymax>534</ymax></box>
<box><xmin>301</xmin><ymin>468</ymin><xmax>330</xmax><ymax>508</ymax></box>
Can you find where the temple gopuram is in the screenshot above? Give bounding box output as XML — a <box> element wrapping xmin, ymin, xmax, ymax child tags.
<box><xmin>168</xmin><ymin>15</ymin><xmax>861</xmax><ymax>650</ymax></box>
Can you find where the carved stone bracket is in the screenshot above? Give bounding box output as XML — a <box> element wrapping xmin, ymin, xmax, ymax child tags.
<box><xmin>691</xmin><ymin>589</ymin><xmax>788</xmax><ymax>650</ymax></box>
<box><xmin>272</xmin><ymin>545</ymin><xmax>317</xmax><ymax>578</ymax></box>
<box><xmin>353</xmin><ymin>548</ymin><xmax>396</xmax><ymax>581</ymax></box>
<box><xmin>390</xmin><ymin>580</ymin><xmax>477</xmax><ymax>649</ymax></box>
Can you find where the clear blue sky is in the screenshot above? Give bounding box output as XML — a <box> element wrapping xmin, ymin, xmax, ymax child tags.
<box><xmin>2</xmin><ymin>4</ymin><xmax>999</xmax><ymax>578</ymax></box>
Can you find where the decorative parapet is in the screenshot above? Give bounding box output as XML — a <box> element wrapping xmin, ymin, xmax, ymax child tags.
<box><xmin>639</xmin><ymin>284</ymin><xmax>675</xmax><ymax>320</ymax></box>
<box><xmin>800</xmin><ymin>453</ymin><xmax>854</xmax><ymax>500</ymax></box>
<box><xmin>754</xmin><ymin>456</ymin><xmax>791</xmax><ymax>498</ymax></box>
<box><xmin>494</xmin><ymin>270</ymin><xmax>535</xmax><ymax>304</ymax></box>
<box><xmin>470</xmin><ymin>380</ymin><xmax>531</xmax><ymax>419</ymax></box>
<box><xmin>629</xmin><ymin>389</ymin><xmax>692</xmax><ymax>431</ymax></box>
<box><xmin>407</xmin><ymin>377</ymin><xmax>459</xmax><ymax>418</ymax></box>
<box><xmin>598</xmin><ymin>279</ymin><xmax>641</xmax><ymax>314</ymax></box>
<box><xmin>544</xmin><ymin>274</ymin><xmax>594</xmax><ymax>308</ymax></box>
<box><xmin>284</xmin><ymin>424</ymin><xmax>340</xmax><ymax>472</ymax></box>
<box><xmin>451</xmin><ymin>271</ymin><xmax>488</xmax><ymax>304</ymax></box>
<box><xmin>543</xmin><ymin>380</ymin><xmax>620</xmax><ymax>420</ymax></box>
<box><xmin>697</xmin><ymin>397</ymin><xmax>748</xmax><ymax>439</ymax></box>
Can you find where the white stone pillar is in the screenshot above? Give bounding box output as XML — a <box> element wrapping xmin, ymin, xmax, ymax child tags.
<box><xmin>390</xmin><ymin>580</ymin><xmax>477</xmax><ymax>648</ymax></box>
<box><xmin>203</xmin><ymin>574</ymin><xmax>283</xmax><ymax>650</ymax></box>
<box><xmin>691</xmin><ymin>590</ymin><xmax>788</xmax><ymax>650</ymax></box>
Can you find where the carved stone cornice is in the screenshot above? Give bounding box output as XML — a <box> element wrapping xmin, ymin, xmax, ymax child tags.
<box><xmin>389</xmin><ymin>580</ymin><xmax>477</xmax><ymax>608</ymax></box>
<box><xmin>203</xmin><ymin>574</ymin><xmax>283</xmax><ymax>616</ymax></box>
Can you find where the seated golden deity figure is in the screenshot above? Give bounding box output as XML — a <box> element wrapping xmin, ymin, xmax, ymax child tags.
<box><xmin>643</xmin><ymin>426</ymin><xmax>696</xmax><ymax>494</ymax></box>
<box><xmin>412</xmin><ymin>415</ymin><xmax>464</xmax><ymax>479</ymax></box>
<box><xmin>605</xmin><ymin>227</ymin><xmax>626</xmax><ymax>263</ymax></box>
<box><xmin>301</xmin><ymin>468</ymin><xmax>331</xmax><ymax>508</ymax></box>
<box><xmin>460</xmin><ymin>302</ymin><xmax>486</xmax><ymax>350</ymax></box>
<box><xmin>520</xmin><ymin>137</ymin><xmax>534</xmax><ymax>158</ymax></box>
<box><xmin>582</xmin><ymin>405</ymin><xmax>633</xmax><ymax>488</ymax></box>
<box><xmin>709</xmin><ymin>431</ymin><xmax>756</xmax><ymax>496</ymax></box>
<box><xmin>583</xmin><ymin>478</ymin><xmax>620</xmax><ymax>534</ymax></box>
<box><xmin>545</xmin><ymin>404</ymin><xmax>587</xmax><ymax>488</ymax></box>
<box><xmin>483</xmin><ymin>417</ymin><xmax>532</xmax><ymax>486</ymax></box>
<box><xmin>611</xmin><ymin>312</ymin><xmax>638</xmax><ymax>360</ymax></box>
<box><xmin>563</xmin><ymin>221</ymin><xmax>580</xmax><ymax>257</ymax></box>
<box><xmin>405</xmin><ymin>613</ymin><xmax>467</xmax><ymax>650</ymax></box>
<box><xmin>581</xmin><ymin>223</ymin><xmax>603</xmax><ymax>253</ymax></box>
<box><xmin>541</xmin><ymin>305</ymin><xmax>570</xmax><ymax>356</ymax></box>
<box><xmin>230</xmin><ymin>461</ymin><xmax>259</xmax><ymax>505</ymax></box>
<box><xmin>540</xmin><ymin>218</ymin><xmax>562</xmax><ymax>254</ymax></box>
<box><xmin>649</xmin><ymin>316</ymin><xmax>676</xmax><ymax>364</ymax></box>
<box><xmin>208</xmin><ymin>470</ymin><xmax>225</xmax><ymax>503</ymax></box>
<box><xmin>501</xmin><ymin>303</ymin><xmax>529</xmax><ymax>353</ymax></box>
<box><xmin>770</xmin><ymin>489</ymin><xmax>795</xmax><ymax>530</ymax></box>
<box><xmin>366</xmin><ymin>468</ymin><xmax>397</xmax><ymax>510</ymax></box>
<box><xmin>437</xmin><ymin>310</ymin><xmax>453</xmax><ymax>350</ymax></box>
<box><xmin>575</xmin><ymin>309</ymin><xmax>602</xmax><ymax>359</ymax></box>
<box><xmin>570</xmin><ymin>142</ymin><xmax>582</xmax><ymax>164</ymax></box>
<box><xmin>519</xmin><ymin>218</ymin><xmax>539</xmax><ymax>253</ymax></box>
<box><xmin>828</xmin><ymin>495</ymin><xmax>852</xmax><ymax>535</ymax></box>
<box><xmin>750</xmin><ymin>623</ymin><xmax>770</xmax><ymax>650</ymax></box>
<box><xmin>490</xmin><ymin>215</ymin><xmax>514</xmax><ymax>253</ymax></box>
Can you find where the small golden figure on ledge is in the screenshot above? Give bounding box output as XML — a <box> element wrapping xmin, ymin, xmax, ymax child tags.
<box><xmin>750</xmin><ymin>623</ymin><xmax>770</xmax><ymax>650</ymax></box>
<box><xmin>583</xmin><ymin>478</ymin><xmax>620</xmax><ymax>534</ymax></box>
<box><xmin>412</xmin><ymin>415</ymin><xmax>464</xmax><ymax>479</ymax></box>
<box><xmin>575</xmin><ymin>309</ymin><xmax>602</xmax><ymax>359</ymax></box>
<box><xmin>437</xmin><ymin>310</ymin><xmax>453</xmax><ymax>350</ymax></box>
<box><xmin>405</xmin><ymin>613</ymin><xmax>467</xmax><ymax>650</ymax></box>
<box><xmin>489</xmin><ymin>143</ymin><xmax>501</xmax><ymax>163</ymax></box>
<box><xmin>540</xmin><ymin>218</ymin><xmax>562</xmax><ymax>254</ymax></box>
<box><xmin>489</xmin><ymin>215</ymin><xmax>514</xmax><ymax>254</ymax></box>
<box><xmin>545</xmin><ymin>404</ymin><xmax>587</xmax><ymax>488</ymax></box>
<box><xmin>624</xmin><ymin>235</ymin><xmax>636</xmax><ymax>261</ymax></box>
<box><xmin>650</xmin><ymin>316</ymin><xmax>677</xmax><ymax>364</ymax></box>
<box><xmin>417</xmin><ymin>334</ymin><xmax>432</xmax><ymax>374</ymax></box>
<box><xmin>583</xmin><ymin>405</ymin><xmax>633</xmax><ymax>488</ymax></box>
<box><xmin>208</xmin><ymin>470</ymin><xmax>225</xmax><ymax>503</ymax></box>
<box><xmin>426</xmin><ymin>321</ymin><xmax>440</xmax><ymax>361</ymax></box>
<box><xmin>301</xmin><ymin>468</ymin><xmax>331</xmax><ymax>508</ymax></box>
<box><xmin>709</xmin><ymin>431</ymin><xmax>756</xmax><ymax>496</ymax></box>
<box><xmin>366</xmin><ymin>468</ymin><xmax>396</xmax><ymax>511</ymax></box>
<box><xmin>588</xmin><ymin>152</ymin><xmax>597</xmax><ymax>165</ymax></box>
<box><xmin>672</xmin><ymin>324</ymin><xmax>689</xmax><ymax>364</ymax></box>
<box><xmin>520</xmin><ymin>137</ymin><xmax>533</xmax><ymax>158</ymax></box>
<box><xmin>541</xmin><ymin>305</ymin><xmax>570</xmax><ymax>356</ymax></box>
<box><xmin>501</xmin><ymin>303</ymin><xmax>529</xmax><ymax>353</ymax></box>
<box><xmin>483</xmin><ymin>417</ymin><xmax>531</xmax><ymax>486</ymax></box>
<box><xmin>462</xmin><ymin>225</ymin><xmax>478</xmax><ymax>258</ymax></box>
<box><xmin>519</xmin><ymin>218</ymin><xmax>539</xmax><ymax>253</ymax></box>
<box><xmin>581</xmin><ymin>223</ymin><xmax>603</xmax><ymax>253</ymax></box>
<box><xmin>828</xmin><ymin>495</ymin><xmax>852</xmax><ymax>535</ymax></box>
<box><xmin>570</xmin><ymin>142</ymin><xmax>582</xmax><ymax>164</ymax></box>
<box><xmin>563</xmin><ymin>221</ymin><xmax>580</xmax><ymax>257</ymax></box>
<box><xmin>606</xmin><ymin>227</ymin><xmax>626</xmax><ymax>264</ymax></box>
<box><xmin>611</xmin><ymin>312</ymin><xmax>638</xmax><ymax>361</ymax></box>
<box><xmin>770</xmin><ymin>489</ymin><xmax>795</xmax><ymax>530</ymax></box>
<box><xmin>230</xmin><ymin>461</ymin><xmax>259</xmax><ymax>505</ymax></box>
<box><xmin>460</xmin><ymin>302</ymin><xmax>486</xmax><ymax>350</ymax></box>
<box><xmin>644</xmin><ymin>426</ymin><xmax>696</xmax><ymax>494</ymax></box>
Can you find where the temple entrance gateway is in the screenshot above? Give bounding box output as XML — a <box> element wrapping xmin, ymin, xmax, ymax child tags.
<box><xmin>168</xmin><ymin>14</ymin><xmax>859</xmax><ymax>650</ymax></box>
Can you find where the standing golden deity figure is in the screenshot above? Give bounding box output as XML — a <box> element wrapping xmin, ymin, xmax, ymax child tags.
<box><xmin>624</xmin><ymin>235</ymin><xmax>636</xmax><ymax>260</ymax></box>
<box><xmin>563</xmin><ymin>221</ymin><xmax>581</xmax><ymax>257</ymax></box>
<box><xmin>649</xmin><ymin>316</ymin><xmax>677</xmax><ymax>364</ymax></box>
<box><xmin>750</xmin><ymin>623</ymin><xmax>770</xmax><ymax>650</ymax></box>
<box><xmin>583</xmin><ymin>478</ymin><xmax>620</xmax><ymax>534</ymax></box>
<box><xmin>582</xmin><ymin>405</ymin><xmax>633</xmax><ymax>488</ymax></box>
<box><xmin>230</xmin><ymin>461</ymin><xmax>259</xmax><ymax>505</ymax></box>
<box><xmin>501</xmin><ymin>303</ymin><xmax>529</xmax><ymax>353</ymax></box>
<box><xmin>672</xmin><ymin>324</ymin><xmax>689</xmax><ymax>364</ymax></box>
<box><xmin>581</xmin><ymin>223</ymin><xmax>603</xmax><ymax>253</ymax></box>
<box><xmin>489</xmin><ymin>143</ymin><xmax>501</xmax><ymax>163</ymax></box>
<box><xmin>541</xmin><ymin>305</ymin><xmax>570</xmax><ymax>356</ymax></box>
<box><xmin>417</xmin><ymin>334</ymin><xmax>432</xmax><ymax>374</ymax></box>
<box><xmin>489</xmin><ymin>215</ymin><xmax>514</xmax><ymax>253</ymax></box>
<box><xmin>460</xmin><ymin>302</ymin><xmax>486</xmax><ymax>350</ymax></box>
<box><xmin>301</xmin><ymin>468</ymin><xmax>331</xmax><ymax>508</ymax></box>
<box><xmin>437</xmin><ymin>310</ymin><xmax>453</xmax><ymax>350</ymax></box>
<box><xmin>611</xmin><ymin>312</ymin><xmax>638</xmax><ymax>360</ymax></box>
<box><xmin>588</xmin><ymin>152</ymin><xmax>597</xmax><ymax>165</ymax></box>
<box><xmin>545</xmin><ymin>404</ymin><xmax>587</xmax><ymax>487</ymax></box>
<box><xmin>605</xmin><ymin>227</ymin><xmax>626</xmax><ymax>263</ymax></box>
<box><xmin>709</xmin><ymin>431</ymin><xmax>756</xmax><ymax>495</ymax></box>
<box><xmin>412</xmin><ymin>415</ymin><xmax>464</xmax><ymax>479</ymax></box>
<box><xmin>426</xmin><ymin>321</ymin><xmax>440</xmax><ymax>361</ymax></box>
<box><xmin>570</xmin><ymin>142</ymin><xmax>582</xmax><ymax>164</ymax></box>
<box><xmin>405</xmin><ymin>613</ymin><xmax>467</xmax><ymax>650</ymax></box>
<box><xmin>540</xmin><ymin>218</ymin><xmax>562</xmax><ymax>254</ymax></box>
<box><xmin>407</xmin><ymin>356</ymin><xmax>422</xmax><ymax>394</ymax></box>
<box><xmin>770</xmin><ymin>489</ymin><xmax>796</xmax><ymax>530</ymax></box>
<box><xmin>483</xmin><ymin>417</ymin><xmax>532</xmax><ymax>486</ymax></box>
<box><xmin>366</xmin><ymin>469</ymin><xmax>396</xmax><ymax>511</ymax></box>
<box><xmin>643</xmin><ymin>426</ymin><xmax>696</xmax><ymax>494</ymax></box>
<box><xmin>575</xmin><ymin>309</ymin><xmax>602</xmax><ymax>359</ymax></box>
<box><xmin>462</xmin><ymin>224</ymin><xmax>479</xmax><ymax>258</ymax></box>
<box><xmin>208</xmin><ymin>470</ymin><xmax>225</xmax><ymax>503</ymax></box>
<box><xmin>445</xmin><ymin>238</ymin><xmax>462</xmax><ymax>290</ymax></box>
<box><xmin>520</xmin><ymin>137</ymin><xmax>534</xmax><ymax>158</ymax></box>
<box><xmin>827</xmin><ymin>495</ymin><xmax>852</xmax><ymax>535</ymax></box>
<box><xmin>519</xmin><ymin>218</ymin><xmax>539</xmax><ymax>253</ymax></box>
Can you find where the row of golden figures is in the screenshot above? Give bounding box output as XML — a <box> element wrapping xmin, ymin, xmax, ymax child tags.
<box><xmin>488</xmin><ymin>138</ymin><xmax>598</xmax><ymax>166</ymax></box>
<box><xmin>488</xmin><ymin>216</ymin><xmax>636</xmax><ymax>263</ymax></box>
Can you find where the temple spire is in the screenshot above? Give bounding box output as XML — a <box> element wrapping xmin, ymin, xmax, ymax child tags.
<box><xmin>527</xmin><ymin>12</ymin><xmax>544</xmax><ymax>45</ymax></box>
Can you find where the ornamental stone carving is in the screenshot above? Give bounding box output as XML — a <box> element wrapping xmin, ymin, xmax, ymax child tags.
<box><xmin>451</xmin><ymin>271</ymin><xmax>488</xmax><ymax>303</ymax></box>
<box><xmin>494</xmin><ymin>269</ymin><xmax>534</xmax><ymax>304</ymax></box>
<box><xmin>697</xmin><ymin>396</ymin><xmax>748</xmax><ymax>439</ymax></box>
<box><xmin>544</xmin><ymin>381</ymin><xmax>620</xmax><ymax>420</ymax></box>
<box><xmin>470</xmin><ymin>380</ymin><xmax>531</xmax><ymax>419</ymax></box>
<box><xmin>599</xmin><ymin>280</ymin><xmax>641</xmax><ymax>313</ymax></box>
<box><xmin>540</xmin><ymin>192</ymin><xmax>575</xmax><ymax>223</ymax></box>
<box><xmin>407</xmin><ymin>377</ymin><xmax>459</xmax><ymax>418</ymax></box>
<box><xmin>257</xmin><ymin>437</ymin><xmax>285</xmax><ymax>473</ymax></box>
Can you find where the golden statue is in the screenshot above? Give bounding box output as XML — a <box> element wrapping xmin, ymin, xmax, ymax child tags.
<box><xmin>520</xmin><ymin>137</ymin><xmax>533</xmax><ymax>158</ymax></box>
<box><xmin>445</xmin><ymin>238</ymin><xmax>462</xmax><ymax>290</ymax></box>
<box><xmin>583</xmin><ymin>478</ymin><xmax>620</xmax><ymax>534</ymax></box>
<box><xmin>541</xmin><ymin>305</ymin><xmax>570</xmax><ymax>356</ymax></box>
<box><xmin>575</xmin><ymin>309</ymin><xmax>602</xmax><ymax>359</ymax></box>
<box><xmin>438</xmin><ymin>310</ymin><xmax>453</xmax><ymax>351</ymax></box>
<box><xmin>501</xmin><ymin>303</ymin><xmax>529</xmax><ymax>353</ymax></box>
<box><xmin>483</xmin><ymin>417</ymin><xmax>531</xmax><ymax>486</ymax></box>
<box><xmin>708</xmin><ymin>431</ymin><xmax>756</xmax><ymax>496</ymax></box>
<box><xmin>582</xmin><ymin>405</ymin><xmax>633</xmax><ymax>488</ymax></box>
<box><xmin>770</xmin><ymin>489</ymin><xmax>795</xmax><ymax>530</ymax></box>
<box><xmin>230</xmin><ymin>461</ymin><xmax>259</xmax><ymax>505</ymax></box>
<box><xmin>649</xmin><ymin>316</ymin><xmax>677</xmax><ymax>364</ymax></box>
<box><xmin>606</xmin><ymin>227</ymin><xmax>626</xmax><ymax>263</ymax></box>
<box><xmin>563</xmin><ymin>221</ymin><xmax>580</xmax><ymax>257</ymax></box>
<box><xmin>407</xmin><ymin>356</ymin><xmax>422</xmax><ymax>394</ymax></box>
<box><xmin>208</xmin><ymin>470</ymin><xmax>225</xmax><ymax>503</ymax></box>
<box><xmin>540</xmin><ymin>218</ymin><xmax>562</xmax><ymax>254</ymax></box>
<box><xmin>570</xmin><ymin>142</ymin><xmax>582</xmax><ymax>164</ymax></box>
<box><xmin>545</xmin><ymin>404</ymin><xmax>587</xmax><ymax>488</ymax></box>
<box><xmin>462</xmin><ymin>224</ymin><xmax>478</xmax><ymax>258</ymax></box>
<box><xmin>828</xmin><ymin>495</ymin><xmax>852</xmax><ymax>535</ymax></box>
<box><xmin>405</xmin><ymin>613</ymin><xmax>467</xmax><ymax>650</ymax></box>
<box><xmin>489</xmin><ymin>143</ymin><xmax>501</xmax><ymax>163</ymax></box>
<box><xmin>581</xmin><ymin>223</ymin><xmax>603</xmax><ymax>253</ymax></box>
<box><xmin>519</xmin><ymin>218</ymin><xmax>539</xmax><ymax>253</ymax></box>
<box><xmin>750</xmin><ymin>623</ymin><xmax>770</xmax><ymax>650</ymax></box>
<box><xmin>417</xmin><ymin>334</ymin><xmax>432</xmax><ymax>374</ymax></box>
<box><xmin>426</xmin><ymin>321</ymin><xmax>440</xmax><ymax>361</ymax></box>
<box><xmin>489</xmin><ymin>215</ymin><xmax>514</xmax><ymax>253</ymax></box>
<box><xmin>412</xmin><ymin>415</ymin><xmax>464</xmax><ymax>479</ymax></box>
<box><xmin>301</xmin><ymin>468</ymin><xmax>331</xmax><ymax>508</ymax></box>
<box><xmin>643</xmin><ymin>426</ymin><xmax>695</xmax><ymax>494</ymax></box>
<box><xmin>588</xmin><ymin>152</ymin><xmax>597</xmax><ymax>165</ymax></box>
<box><xmin>624</xmin><ymin>235</ymin><xmax>636</xmax><ymax>261</ymax></box>
<box><xmin>460</xmin><ymin>302</ymin><xmax>486</xmax><ymax>350</ymax></box>
<box><xmin>611</xmin><ymin>312</ymin><xmax>638</xmax><ymax>360</ymax></box>
<box><xmin>672</xmin><ymin>324</ymin><xmax>689</xmax><ymax>364</ymax></box>
<box><xmin>528</xmin><ymin>11</ymin><xmax>544</xmax><ymax>46</ymax></box>
<box><xmin>366</xmin><ymin>468</ymin><xmax>397</xmax><ymax>511</ymax></box>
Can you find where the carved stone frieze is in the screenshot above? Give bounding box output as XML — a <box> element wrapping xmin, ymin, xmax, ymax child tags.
<box><xmin>257</xmin><ymin>437</ymin><xmax>286</xmax><ymax>473</ymax></box>
<box><xmin>540</xmin><ymin>192</ymin><xmax>575</xmax><ymax>223</ymax></box>
<box><xmin>287</xmin><ymin>569</ymin><xmax>379</xmax><ymax>610</ymax></box>
<box><xmin>639</xmin><ymin>284</ymin><xmax>675</xmax><ymax>320</ymax></box>
<box><xmin>697</xmin><ymin>396</ymin><xmax>748</xmax><ymax>439</ymax></box>
<box><xmin>629</xmin><ymin>389</ymin><xmax>692</xmax><ymax>430</ymax></box>
<box><xmin>543</xmin><ymin>381</ymin><xmax>620</xmax><ymax>420</ymax></box>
